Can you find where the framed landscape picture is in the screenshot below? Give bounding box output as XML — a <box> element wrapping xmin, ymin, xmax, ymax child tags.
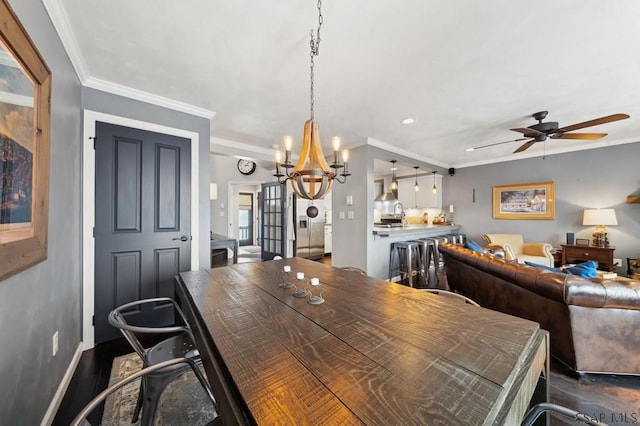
<box><xmin>0</xmin><ymin>0</ymin><xmax>51</xmax><ymax>281</ymax></box>
<box><xmin>492</xmin><ymin>181</ymin><xmax>555</xmax><ymax>220</ymax></box>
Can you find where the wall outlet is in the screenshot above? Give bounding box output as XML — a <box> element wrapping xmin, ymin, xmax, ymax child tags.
<box><xmin>614</xmin><ymin>258</ymin><xmax>622</xmax><ymax>268</ymax></box>
<box><xmin>52</xmin><ymin>331</ymin><xmax>59</xmax><ymax>357</ymax></box>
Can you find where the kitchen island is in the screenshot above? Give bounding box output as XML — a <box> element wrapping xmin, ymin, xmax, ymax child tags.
<box><xmin>368</xmin><ymin>224</ymin><xmax>461</xmax><ymax>280</ymax></box>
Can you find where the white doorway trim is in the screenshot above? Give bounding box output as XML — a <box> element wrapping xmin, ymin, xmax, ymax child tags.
<box><xmin>227</xmin><ymin>180</ymin><xmax>263</xmax><ymax>242</ymax></box>
<box><xmin>82</xmin><ymin>110</ymin><xmax>200</xmax><ymax>350</ymax></box>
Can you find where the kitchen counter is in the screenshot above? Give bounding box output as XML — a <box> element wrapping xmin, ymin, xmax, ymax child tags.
<box><xmin>367</xmin><ymin>224</ymin><xmax>461</xmax><ymax>279</ymax></box>
<box><xmin>372</xmin><ymin>223</ymin><xmax>460</xmax><ymax>237</ymax></box>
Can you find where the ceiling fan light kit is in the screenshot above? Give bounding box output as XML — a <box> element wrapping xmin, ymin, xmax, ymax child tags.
<box><xmin>469</xmin><ymin>110</ymin><xmax>630</xmax><ymax>154</ymax></box>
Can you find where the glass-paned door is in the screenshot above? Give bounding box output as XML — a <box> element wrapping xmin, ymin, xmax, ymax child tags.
<box><xmin>261</xmin><ymin>182</ymin><xmax>286</xmax><ymax>260</ymax></box>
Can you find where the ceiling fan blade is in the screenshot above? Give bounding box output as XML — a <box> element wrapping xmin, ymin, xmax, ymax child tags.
<box><xmin>557</xmin><ymin>113</ymin><xmax>630</xmax><ymax>132</ymax></box>
<box><xmin>510</xmin><ymin>127</ymin><xmax>543</xmax><ymax>136</ymax></box>
<box><xmin>551</xmin><ymin>132</ymin><xmax>607</xmax><ymax>140</ymax></box>
<box><xmin>468</xmin><ymin>137</ymin><xmax>528</xmax><ymax>151</ymax></box>
<box><xmin>513</xmin><ymin>140</ymin><xmax>535</xmax><ymax>153</ymax></box>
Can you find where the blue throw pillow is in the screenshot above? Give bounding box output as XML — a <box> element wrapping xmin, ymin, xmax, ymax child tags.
<box><xmin>465</xmin><ymin>240</ymin><xmax>484</xmax><ymax>253</ymax></box>
<box><xmin>524</xmin><ymin>261</ymin><xmax>561</xmax><ymax>273</ymax></box>
<box><xmin>563</xmin><ymin>261</ymin><xmax>598</xmax><ymax>278</ymax></box>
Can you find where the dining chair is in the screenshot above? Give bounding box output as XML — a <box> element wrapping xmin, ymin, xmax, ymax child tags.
<box><xmin>420</xmin><ymin>288</ymin><xmax>480</xmax><ymax>306</ymax></box>
<box><xmin>521</xmin><ymin>402</ymin><xmax>605</xmax><ymax>426</ymax></box>
<box><xmin>71</xmin><ymin>358</ymin><xmax>220</xmax><ymax>426</ymax></box>
<box><xmin>108</xmin><ymin>297</ymin><xmax>217</xmax><ymax>425</ymax></box>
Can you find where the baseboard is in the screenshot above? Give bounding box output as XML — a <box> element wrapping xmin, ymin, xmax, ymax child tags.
<box><xmin>40</xmin><ymin>342</ymin><xmax>83</xmax><ymax>426</ymax></box>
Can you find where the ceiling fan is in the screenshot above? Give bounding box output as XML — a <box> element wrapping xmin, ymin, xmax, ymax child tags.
<box><xmin>469</xmin><ymin>111</ymin><xmax>630</xmax><ymax>153</ymax></box>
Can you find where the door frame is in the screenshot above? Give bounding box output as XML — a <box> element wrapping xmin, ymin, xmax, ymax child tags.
<box><xmin>227</xmin><ymin>180</ymin><xmax>262</xmax><ymax>241</ymax></box>
<box><xmin>82</xmin><ymin>110</ymin><xmax>201</xmax><ymax>350</ymax></box>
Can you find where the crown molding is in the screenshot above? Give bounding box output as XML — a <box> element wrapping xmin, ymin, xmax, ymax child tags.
<box><xmin>43</xmin><ymin>0</ymin><xmax>215</xmax><ymax>119</ymax></box>
<box><xmin>42</xmin><ymin>0</ymin><xmax>89</xmax><ymax>82</ymax></box>
<box><xmin>366</xmin><ymin>137</ymin><xmax>451</xmax><ymax>169</ymax></box>
<box><xmin>84</xmin><ymin>77</ymin><xmax>215</xmax><ymax>119</ymax></box>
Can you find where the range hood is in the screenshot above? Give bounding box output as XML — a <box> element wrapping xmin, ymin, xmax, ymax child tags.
<box><xmin>375</xmin><ymin>191</ymin><xmax>397</xmax><ymax>202</ymax></box>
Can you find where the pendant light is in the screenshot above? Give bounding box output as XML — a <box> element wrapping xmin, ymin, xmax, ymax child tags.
<box><xmin>272</xmin><ymin>0</ymin><xmax>350</xmax><ymax>200</ymax></box>
<box><xmin>390</xmin><ymin>160</ymin><xmax>398</xmax><ymax>190</ymax></box>
<box><xmin>431</xmin><ymin>171</ymin><xmax>437</xmax><ymax>194</ymax></box>
<box><xmin>414</xmin><ymin>166</ymin><xmax>420</xmax><ymax>192</ymax></box>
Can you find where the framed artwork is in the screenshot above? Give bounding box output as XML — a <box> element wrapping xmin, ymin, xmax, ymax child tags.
<box><xmin>492</xmin><ymin>181</ymin><xmax>555</xmax><ymax>220</ymax></box>
<box><xmin>575</xmin><ymin>238</ymin><xmax>590</xmax><ymax>246</ymax></box>
<box><xmin>0</xmin><ymin>0</ymin><xmax>51</xmax><ymax>282</ymax></box>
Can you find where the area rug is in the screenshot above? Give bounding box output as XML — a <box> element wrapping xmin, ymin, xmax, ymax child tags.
<box><xmin>238</xmin><ymin>245</ymin><xmax>261</xmax><ymax>258</ymax></box>
<box><xmin>102</xmin><ymin>352</ymin><xmax>217</xmax><ymax>425</ymax></box>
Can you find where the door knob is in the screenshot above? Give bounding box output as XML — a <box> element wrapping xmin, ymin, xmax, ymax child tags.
<box><xmin>172</xmin><ymin>235</ymin><xmax>189</xmax><ymax>242</ymax></box>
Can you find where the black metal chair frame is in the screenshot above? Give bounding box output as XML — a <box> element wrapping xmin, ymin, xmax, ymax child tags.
<box><xmin>71</xmin><ymin>358</ymin><xmax>219</xmax><ymax>426</ymax></box>
<box><xmin>108</xmin><ymin>297</ymin><xmax>217</xmax><ymax>425</ymax></box>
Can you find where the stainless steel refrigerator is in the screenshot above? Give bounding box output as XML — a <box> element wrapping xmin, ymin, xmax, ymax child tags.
<box><xmin>294</xmin><ymin>198</ymin><xmax>327</xmax><ymax>260</ymax></box>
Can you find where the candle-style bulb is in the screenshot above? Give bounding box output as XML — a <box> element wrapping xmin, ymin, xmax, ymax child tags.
<box><xmin>342</xmin><ymin>149</ymin><xmax>349</xmax><ymax>162</ymax></box>
<box><xmin>284</xmin><ymin>136</ymin><xmax>293</xmax><ymax>151</ymax></box>
<box><xmin>275</xmin><ymin>151</ymin><xmax>282</xmax><ymax>163</ymax></box>
<box><xmin>332</xmin><ymin>136</ymin><xmax>341</xmax><ymax>151</ymax></box>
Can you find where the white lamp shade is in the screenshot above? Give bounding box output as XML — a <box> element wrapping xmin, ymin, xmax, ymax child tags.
<box><xmin>210</xmin><ymin>183</ymin><xmax>218</xmax><ymax>200</ymax></box>
<box><xmin>583</xmin><ymin>209</ymin><xmax>617</xmax><ymax>226</ymax></box>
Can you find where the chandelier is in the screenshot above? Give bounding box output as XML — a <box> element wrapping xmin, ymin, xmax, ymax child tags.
<box><xmin>273</xmin><ymin>0</ymin><xmax>350</xmax><ymax>200</ymax></box>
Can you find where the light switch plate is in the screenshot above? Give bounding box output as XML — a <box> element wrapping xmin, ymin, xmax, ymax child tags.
<box><xmin>347</xmin><ymin>211</ymin><xmax>355</xmax><ymax>219</ymax></box>
<box><xmin>346</xmin><ymin>195</ymin><xmax>353</xmax><ymax>205</ymax></box>
<box><xmin>339</xmin><ymin>211</ymin><xmax>345</xmax><ymax>219</ymax></box>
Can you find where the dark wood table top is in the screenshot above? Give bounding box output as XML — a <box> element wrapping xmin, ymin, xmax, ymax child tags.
<box><xmin>176</xmin><ymin>258</ymin><xmax>547</xmax><ymax>425</ymax></box>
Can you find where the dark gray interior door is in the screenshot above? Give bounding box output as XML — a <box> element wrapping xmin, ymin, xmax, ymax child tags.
<box><xmin>94</xmin><ymin>122</ymin><xmax>191</xmax><ymax>344</ymax></box>
<box><xmin>260</xmin><ymin>182</ymin><xmax>286</xmax><ymax>260</ymax></box>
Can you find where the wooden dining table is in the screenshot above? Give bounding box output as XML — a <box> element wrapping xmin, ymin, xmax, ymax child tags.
<box><xmin>175</xmin><ymin>257</ymin><xmax>549</xmax><ymax>425</ymax></box>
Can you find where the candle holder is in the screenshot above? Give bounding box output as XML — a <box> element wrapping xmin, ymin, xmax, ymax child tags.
<box><xmin>293</xmin><ymin>272</ymin><xmax>309</xmax><ymax>298</ymax></box>
<box><xmin>308</xmin><ymin>277</ymin><xmax>324</xmax><ymax>305</ymax></box>
<box><xmin>279</xmin><ymin>265</ymin><xmax>294</xmax><ymax>289</ymax></box>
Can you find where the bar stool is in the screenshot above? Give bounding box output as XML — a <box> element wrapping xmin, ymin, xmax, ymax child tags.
<box><xmin>388</xmin><ymin>241</ymin><xmax>421</xmax><ymax>287</ymax></box>
<box><xmin>446</xmin><ymin>234</ymin><xmax>467</xmax><ymax>245</ymax></box>
<box><xmin>414</xmin><ymin>239</ymin><xmax>438</xmax><ymax>282</ymax></box>
<box><xmin>424</xmin><ymin>236</ymin><xmax>454</xmax><ymax>284</ymax></box>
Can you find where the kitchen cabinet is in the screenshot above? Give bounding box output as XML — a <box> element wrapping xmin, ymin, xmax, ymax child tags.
<box><xmin>396</xmin><ymin>175</ymin><xmax>443</xmax><ymax>209</ymax></box>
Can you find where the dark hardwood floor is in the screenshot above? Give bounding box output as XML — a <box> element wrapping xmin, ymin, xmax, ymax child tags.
<box><xmin>54</xmin><ymin>255</ymin><xmax>640</xmax><ymax>425</ymax></box>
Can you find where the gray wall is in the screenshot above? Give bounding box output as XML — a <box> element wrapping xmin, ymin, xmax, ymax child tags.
<box><xmin>82</xmin><ymin>87</ymin><xmax>211</xmax><ymax>269</ymax></box>
<box><xmin>0</xmin><ymin>0</ymin><xmax>82</xmax><ymax>423</ymax></box>
<box><xmin>444</xmin><ymin>142</ymin><xmax>640</xmax><ymax>266</ymax></box>
<box><xmin>209</xmin><ymin>153</ymin><xmax>276</xmax><ymax>236</ymax></box>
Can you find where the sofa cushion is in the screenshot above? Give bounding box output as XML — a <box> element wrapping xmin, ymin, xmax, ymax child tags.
<box><xmin>465</xmin><ymin>240</ymin><xmax>484</xmax><ymax>253</ymax></box>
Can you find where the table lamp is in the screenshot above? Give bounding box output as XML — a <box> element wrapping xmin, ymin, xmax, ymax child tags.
<box><xmin>582</xmin><ymin>209</ymin><xmax>617</xmax><ymax>247</ymax></box>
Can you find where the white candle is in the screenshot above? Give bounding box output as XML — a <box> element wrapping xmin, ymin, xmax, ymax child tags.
<box><xmin>296</xmin><ymin>272</ymin><xmax>305</xmax><ymax>280</ymax></box>
<box><xmin>283</xmin><ymin>265</ymin><xmax>291</xmax><ymax>272</ymax></box>
<box><xmin>310</xmin><ymin>277</ymin><xmax>319</xmax><ymax>286</ymax></box>
<box><xmin>449</xmin><ymin>204</ymin><xmax>454</xmax><ymax>213</ymax></box>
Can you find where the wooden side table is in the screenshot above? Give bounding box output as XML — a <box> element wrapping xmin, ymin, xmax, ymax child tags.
<box><xmin>561</xmin><ymin>244</ymin><xmax>615</xmax><ymax>272</ymax></box>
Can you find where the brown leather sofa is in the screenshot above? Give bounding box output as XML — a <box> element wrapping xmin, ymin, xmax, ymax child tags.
<box><xmin>438</xmin><ymin>242</ymin><xmax>640</xmax><ymax>375</ymax></box>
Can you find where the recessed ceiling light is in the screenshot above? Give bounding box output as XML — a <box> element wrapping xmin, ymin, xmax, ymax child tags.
<box><xmin>401</xmin><ymin>118</ymin><xmax>415</xmax><ymax>125</ymax></box>
<box><xmin>465</xmin><ymin>147</ymin><xmax>475</xmax><ymax>152</ymax></box>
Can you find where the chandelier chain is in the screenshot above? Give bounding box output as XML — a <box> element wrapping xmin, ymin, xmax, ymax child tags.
<box><xmin>309</xmin><ymin>0</ymin><xmax>322</xmax><ymax>121</ymax></box>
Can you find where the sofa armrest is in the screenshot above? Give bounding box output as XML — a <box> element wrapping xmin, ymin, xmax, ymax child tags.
<box><xmin>523</xmin><ymin>242</ymin><xmax>552</xmax><ymax>258</ymax></box>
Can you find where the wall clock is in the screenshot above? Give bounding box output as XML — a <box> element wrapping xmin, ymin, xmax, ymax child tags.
<box><xmin>237</xmin><ymin>159</ymin><xmax>257</xmax><ymax>175</ymax></box>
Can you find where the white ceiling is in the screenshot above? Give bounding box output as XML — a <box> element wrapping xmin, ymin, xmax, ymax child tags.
<box><xmin>48</xmin><ymin>0</ymin><xmax>640</xmax><ymax>171</ymax></box>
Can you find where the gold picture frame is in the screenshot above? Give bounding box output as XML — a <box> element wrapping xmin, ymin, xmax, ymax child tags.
<box><xmin>492</xmin><ymin>181</ymin><xmax>555</xmax><ymax>220</ymax></box>
<box><xmin>0</xmin><ymin>0</ymin><xmax>51</xmax><ymax>281</ymax></box>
